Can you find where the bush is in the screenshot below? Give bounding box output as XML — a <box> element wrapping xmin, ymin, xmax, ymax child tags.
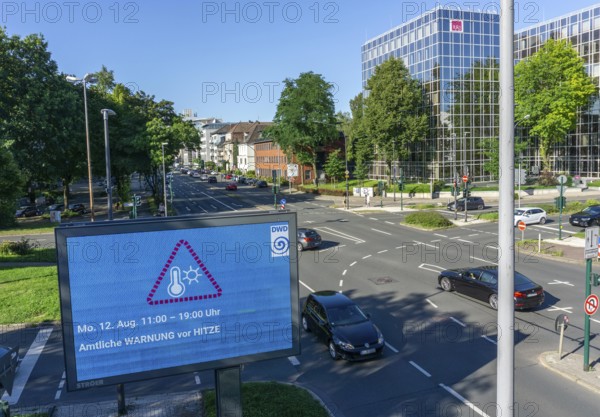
<box><xmin>0</xmin><ymin>237</ymin><xmax>39</xmax><ymax>255</ymax></box>
<box><xmin>404</xmin><ymin>211</ymin><xmax>453</xmax><ymax>229</ymax></box>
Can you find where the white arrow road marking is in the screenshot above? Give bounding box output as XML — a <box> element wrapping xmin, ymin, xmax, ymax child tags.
<box><xmin>418</xmin><ymin>263</ymin><xmax>445</xmax><ymax>273</ymax></box>
<box><xmin>548</xmin><ymin>280</ymin><xmax>574</xmax><ymax>287</ymax></box>
<box><xmin>315</xmin><ymin>227</ymin><xmax>365</xmax><ymax>244</ymax></box>
<box><xmin>547</xmin><ymin>306</ymin><xmax>573</xmax><ymax>313</ymax></box>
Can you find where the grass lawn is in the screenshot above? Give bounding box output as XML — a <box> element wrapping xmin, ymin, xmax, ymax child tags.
<box><xmin>0</xmin><ymin>248</ymin><xmax>56</xmax><ymax>263</ymax></box>
<box><xmin>0</xmin><ymin>266</ymin><xmax>60</xmax><ymax>325</ymax></box>
<box><xmin>0</xmin><ymin>219</ymin><xmax>56</xmax><ymax>236</ymax></box>
<box><xmin>516</xmin><ymin>240</ymin><xmax>564</xmax><ymax>257</ymax></box>
<box><xmin>203</xmin><ymin>382</ymin><xmax>329</xmax><ymax>417</ymax></box>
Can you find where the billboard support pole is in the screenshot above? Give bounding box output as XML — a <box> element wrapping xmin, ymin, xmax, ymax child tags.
<box><xmin>215</xmin><ymin>366</ymin><xmax>242</xmax><ymax>417</ymax></box>
<box><xmin>117</xmin><ymin>384</ymin><xmax>127</xmax><ymax>415</ymax></box>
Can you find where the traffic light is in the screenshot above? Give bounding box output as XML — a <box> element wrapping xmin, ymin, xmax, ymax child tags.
<box><xmin>592</xmin><ymin>273</ymin><xmax>600</xmax><ymax>287</ymax></box>
<box><xmin>134</xmin><ymin>195</ymin><xmax>141</xmax><ymax>207</ymax></box>
<box><xmin>554</xmin><ymin>196</ymin><xmax>566</xmax><ymax>210</ymax></box>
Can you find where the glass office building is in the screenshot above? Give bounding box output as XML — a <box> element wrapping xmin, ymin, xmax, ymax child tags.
<box><xmin>362</xmin><ymin>6</ymin><xmax>500</xmax><ymax>181</ymax></box>
<box><xmin>515</xmin><ymin>5</ymin><xmax>600</xmax><ymax>178</ymax></box>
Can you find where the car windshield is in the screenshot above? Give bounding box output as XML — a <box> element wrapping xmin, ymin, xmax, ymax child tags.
<box><xmin>327</xmin><ymin>305</ymin><xmax>368</xmax><ymax>326</ymax></box>
<box><xmin>514</xmin><ymin>209</ymin><xmax>525</xmax><ymax>216</ymax></box>
<box><xmin>582</xmin><ymin>206</ymin><xmax>600</xmax><ymax>214</ymax></box>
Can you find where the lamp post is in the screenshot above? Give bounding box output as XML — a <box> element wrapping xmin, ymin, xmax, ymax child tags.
<box><xmin>345</xmin><ymin>134</ymin><xmax>350</xmax><ymax>210</ymax></box>
<box><xmin>101</xmin><ymin>109</ymin><xmax>116</xmax><ymax>221</ymax></box>
<box><xmin>515</xmin><ymin>114</ymin><xmax>531</xmax><ymax>208</ymax></box>
<box><xmin>393</xmin><ymin>139</ymin><xmax>397</xmax><ymax>203</ymax></box>
<box><xmin>161</xmin><ymin>142</ymin><xmax>169</xmax><ymax>217</ymax></box>
<box><xmin>66</xmin><ymin>73</ymin><xmax>97</xmax><ymax>221</ymax></box>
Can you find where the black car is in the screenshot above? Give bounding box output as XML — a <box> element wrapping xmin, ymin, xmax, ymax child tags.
<box><xmin>438</xmin><ymin>265</ymin><xmax>544</xmax><ymax>310</ymax></box>
<box><xmin>15</xmin><ymin>206</ymin><xmax>40</xmax><ymax>218</ymax></box>
<box><xmin>447</xmin><ymin>196</ymin><xmax>485</xmax><ymax>211</ymax></box>
<box><xmin>255</xmin><ymin>180</ymin><xmax>268</xmax><ymax>188</ymax></box>
<box><xmin>46</xmin><ymin>203</ymin><xmax>65</xmax><ymax>212</ymax></box>
<box><xmin>207</xmin><ymin>176</ymin><xmax>217</xmax><ymax>183</ymax></box>
<box><xmin>297</xmin><ymin>228</ymin><xmax>322</xmax><ymax>251</ymax></box>
<box><xmin>302</xmin><ymin>291</ymin><xmax>385</xmax><ymax>361</ymax></box>
<box><xmin>569</xmin><ymin>205</ymin><xmax>600</xmax><ymax>227</ymax></box>
<box><xmin>67</xmin><ymin>203</ymin><xmax>86</xmax><ymax>214</ymax></box>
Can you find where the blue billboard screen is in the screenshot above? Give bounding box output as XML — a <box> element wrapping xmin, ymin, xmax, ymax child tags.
<box><xmin>56</xmin><ymin>212</ymin><xmax>299</xmax><ymax>390</ymax></box>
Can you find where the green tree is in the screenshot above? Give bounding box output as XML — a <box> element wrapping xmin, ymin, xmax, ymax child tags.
<box><xmin>348</xmin><ymin>92</ymin><xmax>372</xmax><ymax>180</ymax></box>
<box><xmin>0</xmin><ymin>145</ymin><xmax>25</xmax><ymax>226</ymax></box>
<box><xmin>323</xmin><ymin>149</ymin><xmax>345</xmax><ymax>186</ymax></box>
<box><xmin>515</xmin><ymin>39</ymin><xmax>597</xmax><ymax>172</ymax></box>
<box><xmin>362</xmin><ymin>58</ymin><xmax>429</xmax><ymax>183</ymax></box>
<box><xmin>266</xmin><ymin>72</ymin><xmax>337</xmax><ymax>183</ymax></box>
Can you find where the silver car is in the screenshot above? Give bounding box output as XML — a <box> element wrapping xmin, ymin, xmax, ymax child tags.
<box><xmin>514</xmin><ymin>207</ymin><xmax>547</xmax><ymax>226</ymax></box>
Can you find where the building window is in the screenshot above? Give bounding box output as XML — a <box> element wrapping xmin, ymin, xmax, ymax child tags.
<box><xmin>305</xmin><ymin>169</ymin><xmax>311</xmax><ymax>180</ymax></box>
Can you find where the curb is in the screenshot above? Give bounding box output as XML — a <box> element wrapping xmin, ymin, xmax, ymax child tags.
<box><xmin>539</xmin><ymin>352</ymin><xmax>600</xmax><ymax>395</ymax></box>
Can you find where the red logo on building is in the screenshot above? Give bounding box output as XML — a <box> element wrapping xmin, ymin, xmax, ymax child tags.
<box><xmin>450</xmin><ymin>20</ymin><xmax>463</xmax><ymax>33</ymax></box>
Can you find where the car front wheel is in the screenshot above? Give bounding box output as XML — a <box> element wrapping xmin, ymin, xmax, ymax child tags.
<box><xmin>301</xmin><ymin>315</ymin><xmax>310</xmax><ymax>332</ymax></box>
<box><xmin>477</xmin><ymin>204</ymin><xmax>484</xmax><ymax>210</ymax></box>
<box><xmin>328</xmin><ymin>341</ymin><xmax>339</xmax><ymax>360</ymax></box>
<box><xmin>489</xmin><ymin>293</ymin><xmax>498</xmax><ymax>310</ymax></box>
<box><xmin>440</xmin><ymin>277</ymin><xmax>453</xmax><ymax>292</ymax></box>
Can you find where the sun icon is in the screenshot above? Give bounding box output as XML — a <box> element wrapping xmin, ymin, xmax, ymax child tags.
<box><xmin>182</xmin><ymin>265</ymin><xmax>202</xmax><ymax>284</ymax></box>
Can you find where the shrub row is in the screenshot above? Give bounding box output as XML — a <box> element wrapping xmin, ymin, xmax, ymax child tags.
<box><xmin>403</xmin><ymin>211</ymin><xmax>453</xmax><ymax>228</ymax></box>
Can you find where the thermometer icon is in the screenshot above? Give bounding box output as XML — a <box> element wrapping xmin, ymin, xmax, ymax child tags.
<box><xmin>167</xmin><ymin>266</ymin><xmax>185</xmax><ymax>297</ymax></box>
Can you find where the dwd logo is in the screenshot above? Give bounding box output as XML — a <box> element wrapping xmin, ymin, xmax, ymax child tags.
<box><xmin>270</xmin><ymin>224</ymin><xmax>290</xmax><ymax>257</ymax></box>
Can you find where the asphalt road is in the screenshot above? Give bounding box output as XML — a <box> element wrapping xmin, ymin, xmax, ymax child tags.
<box><xmin>4</xmin><ymin>173</ymin><xmax>600</xmax><ymax>416</ymax></box>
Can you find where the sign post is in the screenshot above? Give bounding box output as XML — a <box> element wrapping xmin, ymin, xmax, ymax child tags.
<box><xmin>557</xmin><ymin>175</ymin><xmax>567</xmax><ymax>240</ymax></box>
<box><xmin>462</xmin><ymin>175</ymin><xmax>469</xmax><ymax>222</ymax></box>
<box><xmin>554</xmin><ymin>315</ymin><xmax>569</xmax><ymax>360</ymax></box>
<box><xmin>518</xmin><ymin>221</ymin><xmax>526</xmax><ymax>241</ymax></box>
<box><xmin>584</xmin><ymin>226</ymin><xmax>600</xmax><ymax>371</ymax></box>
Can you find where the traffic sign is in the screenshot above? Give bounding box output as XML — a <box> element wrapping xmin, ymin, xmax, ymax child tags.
<box><xmin>462</xmin><ymin>175</ymin><xmax>468</xmax><ymax>183</ymax></box>
<box><xmin>584</xmin><ymin>294</ymin><xmax>599</xmax><ymax>316</ymax></box>
<box><xmin>557</xmin><ymin>175</ymin><xmax>568</xmax><ymax>185</ymax></box>
<box><xmin>517</xmin><ymin>221</ymin><xmax>526</xmax><ymax>231</ymax></box>
<box><xmin>584</xmin><ymin>226</ymin><xmax>599</xmax><ymax>259</ymax></box>
<box><xmin>287</xmin><ymin>164</ymin><xmax>299</xmax><ymax>177</ymax></box>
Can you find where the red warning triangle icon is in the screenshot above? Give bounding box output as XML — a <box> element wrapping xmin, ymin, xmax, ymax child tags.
<box><xmin>147</xmin><ymin>239</ymin><xmax>222</xmax><ymax>305</ymax></box>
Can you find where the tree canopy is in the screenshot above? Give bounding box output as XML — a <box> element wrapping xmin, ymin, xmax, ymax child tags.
<box><xmin>515</xmin><ymin>39</ymin><xmax>597</xmax><ymax>171</ymax></box>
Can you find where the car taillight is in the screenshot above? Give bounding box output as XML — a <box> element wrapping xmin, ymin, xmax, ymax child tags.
<box><xmin>304</xmin><ymin>237</ymin><xmax>313</xmax><ymax>242</ymax></box>
<box><xmin>514</xmin><ymin>291</ymin><xmax>527</xmax><ymax>299</ymax></box>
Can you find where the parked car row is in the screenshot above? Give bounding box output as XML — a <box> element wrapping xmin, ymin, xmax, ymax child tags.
<box><xmin>14</xmin><ymin>202</ymin><xmax>87</xmax><ymax>218</ymax></box>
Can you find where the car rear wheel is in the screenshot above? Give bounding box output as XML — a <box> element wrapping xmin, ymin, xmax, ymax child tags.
<box><xmin>440</xmin><ymin>277</ymin><xmax>453</xmax><ymax>292</ymax></box>
<box><xmin>539</xmin><ymin>217</ymin><xmax>546</xmax><ymax>225</ymax></box>
<box><xmin>489</xmin><ymin>294</ymin><xmax>498</xmax><ymax>310</ymax></box>
<box><xmin>297</xmin><ymin>243</ymin><xmax>304</xmax><ymax>252</ymax></box>
<box><xmin>301</xmin><ymin>315</ymin><xmax>310</xmax><ymax>332</ymax></box>
<box><xmin>328</xmin><ymin>341</ymin><xmax>339</xmax><ymax>360</ymax></box>
<box><xmin>477</xmin><ymin>204</ymin><xmax>484</xmax><ymax>210</ymax></box>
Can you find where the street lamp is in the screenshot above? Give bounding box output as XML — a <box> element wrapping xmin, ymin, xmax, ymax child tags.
<box><xmin>345</xmin><ymin>134</ymin><xmax>350</xmax><ymax>210</ymax></box>
<box><xmin>101</xmin><ymin>109</ymin><xmax>116</xmax><ymax>221</ymax></box>
<box><xmin>161</xmin><ymin>142</ymin><xmax>169</xmax><ymax>217</ymax></box>
<box><xmin>66</xmin><ymin>73</ymin><xmax>97</xmax><ymax>221</ymax></box>
<box><xmin>515</xmin><ymin>114</ymin><xmax>531</xmax><ymax>208</ymax></box>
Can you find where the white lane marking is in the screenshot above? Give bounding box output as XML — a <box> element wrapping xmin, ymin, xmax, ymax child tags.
<box><xmin>592</xmin><ymin>318</ymin><xmax>600</xmax><ymax>324</ymax></box>
<box><xmin>385</xmin><ymin>221</ymin><xmax>395</xmax><ymax>225</ymax></box>
<box><xmin>396</xmin><ymin>245</ymin><xmax>405</xmax><ymax>249</ymax></box>
<box><xmin>547</xmin><ymin>306</ymin><xmax>573</xmax><ymax>313</ymax></box>
<box><xmin>378</xmin><ymin>249</ymin><xmax>388</xmax><ymax>254</ymax></box>
<box><xmin>350</xmin><ymin>261</ymin><xmax>357</xmax><ymax>267</ymax></box>
<box><xmin>468</xmin><ymin>233</ymin><xmax>479</xmax><ymax>237</ymax></box>
<box><xmin>315</xmin><ymin>227</ymin><xmax>365</xmax><ymax>244</ymax></box>
<box><xmin>195</xmin><ymin>373</ymin><xmax>201</xmax><ymax>385</ymax></box>
<box><xmin>339</xmin><ymin>280</ymin><xmax>343</xmax><ymax>287</ymax></box>
<box><xmin>409</xmin><ymin>361</ymin><xmax>431</xmax><ymax>377</ymax></box>
<box><xmin>548</xmin><ymin>280</ymin><xmax>574</xmax><ymax>287</ymax></box>
<box><xmin>300</xmin><ymin>280</ymin><xmax>316</xmax><ymax>293</ymax></box>
<box><xmin>457</xmin><ymin>239</ymin><xmax>474</xmax><ymax>244</ymax></box>
<box><xmin>369</xmin><ymin>217</ymin><xmax>379</xmax><ymax>221</ymax></box>
<box><xmin>450</xmin><ymin>317</ymin><xmax>467</xmax><ymax>327</ymax></box>
<box><xmin>418</xmin><ymin>263</ymin><xmax>444</xmax><ymax>273</ymax></box>
<box><xmin>430</xmin><ymin>239</ymin><xmax>441</xmax><ymax>243</ymax></box>
<box><xmin>54</xmin><ymin>371</ymin><xmax>66</xmax><ymax>400</ymax></box>
<box><xmin>371</xmin><ymin>228</ymin><xmax>392</xmax><ymax>236</ymax></box>
<box><xmin>434</xmin><ymin>233</ymin><xmax>448</xmax><ymax>238</ymax></box>
<box><xmin>2</xmin><ymin>328</ymin><xmax>53</xmax><ymax>404</ymax></box>
<box><xmin>439</xmin><ymin>384</ymin><xmax>491</xmax><ymax>417</ymax></box>
<box><xmin>385</xmin><ymin>342</ymin><xmax>399</xmax><ymax>353</ymax></box>
<box><xmin>288</xmin><ymin>356</ymin><xmax>301</xmax><ymax>366</ymax></box>
<box><xmin>362</xmin><ymin>254</ymin><xmax>372</xmax><ymax>259</ymax></box>
<box><xmin>186</xmin><ymin>206</ymin><xmax>191</xmax><ymax>212</ymax></box>
<box><xmin>534</xmin><ymin>224</ymin><xmax>579</xmax><ymax>234</ymax></box>
<box><xmin>342</xmin><ymin>269</ymin><xmax>347</xmax><ymax>276</ymax></box>
<box><xmin>482</xmin><ymin>335</ymin><xmax>497</xmax><ymax>345</ymax></box>
<box><xmin>426</xmin><ymin>299</ymin><xmax>438</xmax><ymax>308</ymax></box>
<box><xmin>211</xmin><ymin>204</ymin><xmax>218</xmax><ymax>209</ymax></box>
<box><xmin>200</xmin><ymin>192</ymin><xmax>237</xmax><ymax>211</ymax></box>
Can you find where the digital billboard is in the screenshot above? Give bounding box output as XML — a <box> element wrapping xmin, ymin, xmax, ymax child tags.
<box><xmin>55</xmin><ymin>211</ymin><xmax>300</xmax><ymax>390</ymax></box>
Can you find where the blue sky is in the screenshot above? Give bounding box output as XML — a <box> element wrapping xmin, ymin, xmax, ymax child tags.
<box><xmin>3</xmin><ymin>0</ymin><xmax>597</xmax><ymax>122</ymax></box>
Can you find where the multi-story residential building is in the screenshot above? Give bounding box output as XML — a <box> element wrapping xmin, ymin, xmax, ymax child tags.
<box><xmin>180</xmin><ymin>114</ymin><xmax>223</xmax><ymax>166</ymax></box>
<box><xmin>254</xmin><ymin>138</ymin><xmax>315</xmax><ymax>184</ymax></box>
<box><xmin>362</xmin><ymin>6</ymin><xmax>501</xmax><ymax>182</ymax></box>
<box><xmin>237</xmin><ymin>122</ymin><xmax>272</xmax><ymax>173</ymax></box>
<box><xmin>515</xmin><ymin>4</ymin><xmax>600</xmax><ymax>177</ymax></box>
